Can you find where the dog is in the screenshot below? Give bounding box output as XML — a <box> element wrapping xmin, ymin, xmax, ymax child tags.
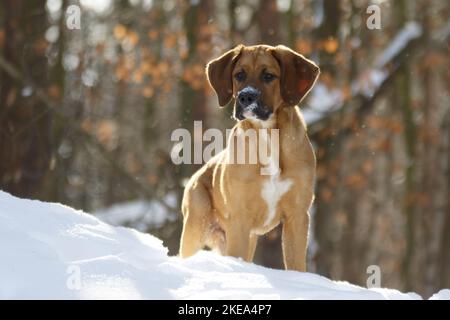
<box><xmin>179</xmin><ymin>44</ymin><xmax>319</xmax><ymax>272</ymax></box>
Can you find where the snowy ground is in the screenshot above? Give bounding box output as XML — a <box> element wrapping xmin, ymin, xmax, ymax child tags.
<box><xmin>0</xmin><ymin>190</ymin><xmax>448</xmax><ymax>300</ymax></box>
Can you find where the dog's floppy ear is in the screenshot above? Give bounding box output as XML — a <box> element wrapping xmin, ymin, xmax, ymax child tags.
<box><xmin>272</xmin><ymin>45</ymin><xmax>320</xmax><ymax>106</ymax></box>
<box><xmin>206</xmin><ymin>45</ymin><xmax>243</xmax><ymax>107</ymax></box>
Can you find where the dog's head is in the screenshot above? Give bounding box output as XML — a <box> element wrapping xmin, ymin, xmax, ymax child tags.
<box><xmin>206</xmin><ymin>44</ymin><xmax>320</xmax><ymax>122</ymax></box>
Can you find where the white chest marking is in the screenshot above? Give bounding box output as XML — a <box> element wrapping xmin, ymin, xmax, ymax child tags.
<box><xmin>261</xmin><ymin>155</ymin><xmax>293</xmax><ymax>227</ymax></box>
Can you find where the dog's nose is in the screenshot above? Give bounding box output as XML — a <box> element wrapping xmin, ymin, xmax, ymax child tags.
<box><xmin>237</xmin><ymin>87</ymin><xmax>260</xmax><ymax>106</ymax></box>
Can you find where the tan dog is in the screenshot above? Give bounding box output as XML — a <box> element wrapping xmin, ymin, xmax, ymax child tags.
<box><xmin>179</xmin><ymin>44</ymin><xmax>319</xmax><ymax>272</ymax></box>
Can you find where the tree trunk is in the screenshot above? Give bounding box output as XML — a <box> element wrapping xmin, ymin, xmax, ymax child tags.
<box><xmin>0</xmin><ymin>0</ymin><xmax>52</xmax><ymax>198</ymax></box>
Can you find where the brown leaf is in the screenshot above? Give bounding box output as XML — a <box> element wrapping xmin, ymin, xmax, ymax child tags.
<box><xmin>295</xmin><ymin>39</ymin><xmax>312</xmax><ymax>55</ymax></box>
<box><xmin>322</xmin><ymin>37</ymin><xmax>339</xmax><ymax>54</ymax></box>
<box><xmin>163</xmin><ymin>34</ymin><xmax>177</xmax><ymax>49</ymax></box>
<box><xmin>126</xmin><ymin>30</ymin><xmax>139</xmax><ymax>47</ymax></box>
<box><xmin>320</xmin><ymin>188</ymin><xmax>333</xmax><ymax>203</ymax></box>
<box><xmin>345</xmin><ymin>173</ymin><xmax>366</xmax><ymax>189</ymax></box>
<box><xmin>142</xmin><ymin>86</ymin><xmax>154</xmax><ymax>98</ymax></box>
<box><xmin>95</xmin><ymin>120</ymin><xmax>118</xmax><ymax>150</ymax></box>
<box><xmin>47</xmin><ymin>85</ymin><xmax>60</xmax><ymax>99</ymax></box>
<box><xmin>114</xmin><ymin>24</ymin><xmax>127</xmax><ymax>40</ymax></box>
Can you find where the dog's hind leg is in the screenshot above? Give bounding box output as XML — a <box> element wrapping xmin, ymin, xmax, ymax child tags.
<box><xmin>179</xmin><ymin>181</ymin><xmax>212</xmax><ymax>258</ymax></box>
<box><xmin>247</xmin><ymin>234</ymin><xmax>258</xmax><ymax>261</ymax></box>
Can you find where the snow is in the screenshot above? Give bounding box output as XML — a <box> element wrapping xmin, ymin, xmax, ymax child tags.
<box><xmin>80</xmin><ymin>0</ymin><xmax>112</xmax><ymax>14</ymax></box>
<box><xmin>351</xmin><ymin>68</ymin><xmax>388</xmax><ymax>98</ymax></box>
<box><xmin>93</xmin><ymin>193</ymin><xmax>177</xmax><ymax>231</ymax></box>
<box><xmin>0</xmin><ymin>190</ymin><xmax>445</xmax><ymax>300</ymax></box>
<box><xmin>429</xmin><ymin>289</ymin><xmax>450</xmax><ymax>300</ymax></box>
<box><xmin>303</xmin><ymin>83</ymin><xmax>343</xmax><ymax>124</ymax></box>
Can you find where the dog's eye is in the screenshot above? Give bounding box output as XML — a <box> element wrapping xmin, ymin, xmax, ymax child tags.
<box><xmin>234</xmin><ymin>71</ymin><xmax>246</xmax><ymax>82</ymax></box>
<box><xmin>262</xmin><ymin>72</ymin><xmax>276</xmax><ymax>83</ymax></box>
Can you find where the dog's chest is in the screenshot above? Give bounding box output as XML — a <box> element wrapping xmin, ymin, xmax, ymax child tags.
<box><xmin>260</xmin><ymin>146</ymin><xmax>293</xmax><ymax>228</ymax></box>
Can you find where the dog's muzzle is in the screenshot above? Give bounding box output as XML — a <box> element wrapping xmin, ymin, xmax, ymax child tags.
<box><xmin>235</xmin><ymin>87</ymin><xmax>272</xmax><ymax>121</ymax></box>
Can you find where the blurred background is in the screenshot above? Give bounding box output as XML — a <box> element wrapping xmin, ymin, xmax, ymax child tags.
<box><xmin>0</xmin><ymin>0</ymin><xmax>449</xmax><ymax>297</ymax></box>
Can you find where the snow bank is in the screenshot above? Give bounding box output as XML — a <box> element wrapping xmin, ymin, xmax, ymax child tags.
<box><xmin>93</xmin><ymin>193</ymin><xmax>177</xmax><ymax>231</ymax></box>
<box><xmin>0</xmin><ymin>190</ymin><xmax>439</xmax><ymax>300</ymax></box>
<box><xmin>429</xmin><ymin>289</ymin><xmax>450</xmax><ymax>300</ymax></box>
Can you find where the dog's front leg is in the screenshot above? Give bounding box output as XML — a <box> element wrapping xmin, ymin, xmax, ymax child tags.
<box><xmin>225</xmin><ymin>224</ymin><xmax>255</xmax><ymax>262</ymax></box>
<box><xmin>281</xmin><ymin>212</ymin><xmax>310</xmax><ymax>272</ymax></box>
